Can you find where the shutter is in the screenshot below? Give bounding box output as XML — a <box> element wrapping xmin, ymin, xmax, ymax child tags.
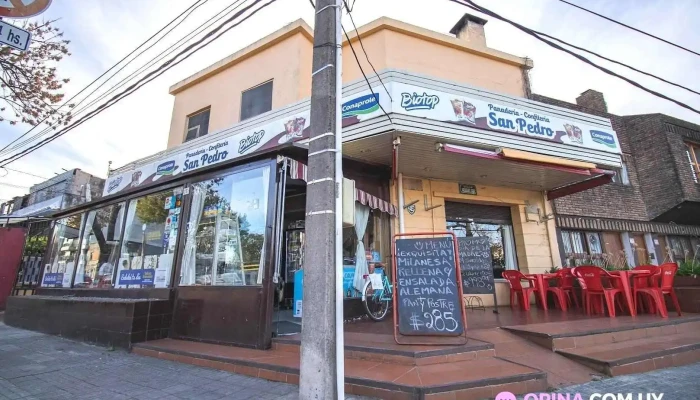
<box><xmin>445</xmin><ymin>201</ymin><xmax>512</xmax><ymax>224</ymax></box>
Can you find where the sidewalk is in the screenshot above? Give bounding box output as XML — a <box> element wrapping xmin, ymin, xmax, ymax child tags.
<box><xmin>0</xmin><ymin>321</ymin><xmax>368</xmax><ymax>400</ymax></box>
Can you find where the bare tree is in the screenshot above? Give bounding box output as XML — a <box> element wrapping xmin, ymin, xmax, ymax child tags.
<box><xmin>0</xmin><ymin>19</ymin><xmax>72</xmax><ymax>127</ymax></box>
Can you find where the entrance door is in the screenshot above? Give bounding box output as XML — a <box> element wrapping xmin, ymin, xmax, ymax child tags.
<box><xmin>629</xmin><ymin>233</ymin><xmax>648</xmax><ymax>266</ymax></box>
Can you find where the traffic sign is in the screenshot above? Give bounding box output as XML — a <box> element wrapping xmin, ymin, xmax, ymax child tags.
<box><xmin>0</xmin><ymin>0</ymin><xmax>52</xmax><ymax>19</ymax></box>
<box><xmin>0</xmin><ymin>20</ymin><xmax>30</xmax><ymax>51</ymax></box>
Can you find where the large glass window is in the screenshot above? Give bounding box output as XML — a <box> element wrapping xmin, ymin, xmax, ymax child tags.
<box><xmin>561</xmin><ymin>230</ymin><xmax>608</xmax><ymax>267</ymax></box>
<box><xmin>73</xmin><ymin>203</ymin><xmax>126</xmax><ymax>288</ymax></box>
<box><xmin>42</xmin><ymin>214</ymin><xmax>84</xmax><ymax>288</ymax></box>
<box><xmin>447</xmin><ymin>220</ymin><xmax>518</xmax><ymax>279</ymax></box>
<box><xmin>116</xmin><ymin>189</ymin><xmax>182</xmax><ymax>288</ymax></box>
<box><xmin>180</xmin><ymin>165</ymin><xmax>271</xmax><ymax>286</ymax></box>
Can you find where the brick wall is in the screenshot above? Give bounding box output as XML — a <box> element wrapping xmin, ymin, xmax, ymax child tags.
<box><xmin>531</xmin><ymin>94</ymin><xmax>648</xmax><ymax>221</ymax></box>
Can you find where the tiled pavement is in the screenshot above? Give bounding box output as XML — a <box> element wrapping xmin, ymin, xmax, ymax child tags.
<box><xmin>0</xmin><ymin>321</ymin><xmax>370</xmax><ymax>400</ymax></box>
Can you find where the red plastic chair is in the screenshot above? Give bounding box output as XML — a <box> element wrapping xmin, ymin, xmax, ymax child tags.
<box><xmin>572</xmin><ymin>266</ymin><xmax>625</xmax><ymax>317</ymax></box>
<box><xmin>632</xmin><ymin>265</ymin><xmax>659</xmax><ymax>313</ymax></box>
<box><xmin>502</xmin><ymin>270</ymin><xmax>538</xmax><ymax>311</ymax></box>
<box><xmin>634</xmin><ymin>263</ymin><xmax>679</xmax><ymax>317</ymax></box>
<box><xmin>547</xmin><ymin>268</ymin><xmax>580</xmax><ymax>311</ymax></box>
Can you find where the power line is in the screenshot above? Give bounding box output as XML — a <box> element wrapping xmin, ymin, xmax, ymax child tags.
<box><xmin>342</xmin><ymin>1</ymin><xmax>393</xmax><ymax>102</ymax></box>
<box><xmin>0</xmin><ymin>0</ymin><xmax>277</xmax><ymax>167</ymax></box>
<box><xmin>1</xmin><ymin>0</ymin><xmax>242</xmax><ymax>157</ymax></box>
<box><xmin>558</xmin><ymin>0</ymin><xmax>700</xmax><ymax>58</ymax></box>
<box><xmin>0</xmin><ymin>167</ymin><xmax>47</xmax><ymax>180</ymax></box>
<box><xmin>0</xmin><ymin>182</ymin><xmax>29</xmax><ymax>189</ymax></box>
<box><xmin>450</xmin><ymin>0</ymin><xmax>700</xmax><ymax>116</ymax></box>
<box><xmin>0</xmin><ymin>0</ymin><xmax>208</xmax><ymax>156</ymax></box>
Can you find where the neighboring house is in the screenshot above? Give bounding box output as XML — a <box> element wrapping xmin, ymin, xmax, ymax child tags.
<box><xmin>0</xmin><ymin>169</ymin><xmax>105</xmax><ymax>222</ymax></box>
<box><xmin>532</xmin><ymin>91</ymin><xmax>700</xmax><ymax>267</ymax></box>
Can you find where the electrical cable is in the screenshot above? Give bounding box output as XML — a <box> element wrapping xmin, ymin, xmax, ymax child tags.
<box><xmin>558</xmin><ymin>0</ymin><xmax>700</xmax><ymax>58</ymax></box>
<box><xmin>0</xmin><ymin>0</ymin><xmax>219</xmax><ymax>157</ymax></box>
<box><xmin>450</xmin><ymin>0</ymin><xmax>700</xmax><ymax>116</ymax></box>
<box><xmin>0</xmin><ymin>167</ymin><xmax>47</xmax><ymax>180</ymax></box>
<box><xmin>342</xmin><ymin>0</ymin><xmax>393</xmax><ymax>102</ymax></box>
<box><xmin>0</xmin><ymin>0</ymin><xmax>207</xmax><ymax>155</ymax></box>
<box><xmin>0</xmin><ymin>0</ymin><xmax>277</xmax><ymax>167</ymax></box>
<box><xmin>4</xmin><ymin>0</ymin><xmax>245</xmax><ymax>158</ymax></box>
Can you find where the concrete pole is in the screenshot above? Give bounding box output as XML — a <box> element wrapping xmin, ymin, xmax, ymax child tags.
<box><xmin>299</xmin><ymin>0</ymin><xmax>342</xmax><ymax>398</ymax></box>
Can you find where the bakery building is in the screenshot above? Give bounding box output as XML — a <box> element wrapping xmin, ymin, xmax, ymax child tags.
<box><xmin>5</xmin><ymin>14</ymin><xmax>624</xmax><ymax>348</ymax></box>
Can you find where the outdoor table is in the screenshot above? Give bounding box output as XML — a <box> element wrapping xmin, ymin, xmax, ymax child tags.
<box><xmin>608</xmin><ymin>270</ymin><xmax>652</xmax><ymax>317</ymax></box>
<box><xmin>525</xmin><ymin>273</ymin><xmax>558</xmax><ymax>311</ymax></box>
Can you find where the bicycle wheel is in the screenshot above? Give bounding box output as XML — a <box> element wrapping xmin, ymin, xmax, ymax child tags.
<box><xmin>362</xmin><ymin>280</ymin><xmax>390</xmax><ymax>321</ymax></box>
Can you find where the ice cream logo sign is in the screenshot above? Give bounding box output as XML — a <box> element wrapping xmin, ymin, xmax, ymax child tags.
<box><xmin>400</xmin><ymin>92</ymin><xmax>440</xmax><ymax>111</ymax></box>
<box><xmin>239</xmin><ymin>130</ymin><xmax>265</xmax><ymax>154</ymax></box>
<box><xmin>107</xmin><ymin>176</ymin><xmax>123</xmax><ymax>193</ymax></box>
<box><xmin>183</xmin><ymin>141</ymin><xmax>230</xmax><ymax>172</ymax></box>
<box><xmin>279</xmin><ymin>117</ymin><xmax>307</xmax><ymax>144</ymax></box>
<box><xmin>342</xmin><ymin>93</ymin><xmax>379</xmax><ymax>117</ymax></box>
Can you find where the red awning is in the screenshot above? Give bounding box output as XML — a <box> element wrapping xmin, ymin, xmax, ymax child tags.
<box><xmin>546</xmin><ymin>170</ymin><xmax>615</xmax><ymax>200</ymax></box>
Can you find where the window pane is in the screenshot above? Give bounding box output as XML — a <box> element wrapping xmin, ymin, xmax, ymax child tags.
<box><xmin>586</xmin><ymin>232</ymin><xmax>603</xmax><ymax>254</ymax></box>
<box><xmin>42</xmin><ymin>214</ymin><xmax>84</xmax><ymax>288</ymax></box>
<box><xmin>241</xmin><ymin>81</ymin><xmax>273</xmax><ymax>121</ymax></box>
<box><xmin>570</xmin><ymin>232</ymin><xmax>585</xmax><ymax>253</ymax></box>
<box><xmin>73</xmin><ymin>203</ymin><xmax>125</xmax><ymax>288</ymax></box>
<box><xmin>447</xmin><ymin>220</ymin><xmax>517</xmax><ymax>278</ymax></box>
<box><xmin>117</xmin><ymin>189</ymin><xmax>182</xmax><ymax>288</ymax></box>
<box><xmin>180</xmin><ymin>165</ymin><xmax>271</xmax><ymax>286</ymax></box>
<box><xmin>620</xmin><ymin>163</ymin><xmax>630</xmax><ymax>185</ymax></box>
<box><xmin>561</xmin><ymin>231</ymin><xmax>573</xmax><ymax>254</ymax></box>
<box><xmin>185</xmin><ymin>109</ymin><xmax>210</xmax><ymax>142</ymax></box>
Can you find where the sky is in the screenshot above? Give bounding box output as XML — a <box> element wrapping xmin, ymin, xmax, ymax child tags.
<box><xmin>0</xmin><ymin>0</ymin><xmax>699</xmax><ymax>203</ymax></box>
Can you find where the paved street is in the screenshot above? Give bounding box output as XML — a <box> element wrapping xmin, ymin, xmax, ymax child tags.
<box><xmin>552</xmin><ymin>364</ymin><xmax>700</xmax><ymax>400</ymax></box>
<box><xmin>0</xmin><ymin>321</ymin><xmax>368</xmax><ymax>400</ymax></box>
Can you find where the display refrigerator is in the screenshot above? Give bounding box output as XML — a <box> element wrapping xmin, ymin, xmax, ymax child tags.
<box><xmin>284</xmin><ymin>228</ymin><xmax>304</xmax><ymax>302</ymax></box>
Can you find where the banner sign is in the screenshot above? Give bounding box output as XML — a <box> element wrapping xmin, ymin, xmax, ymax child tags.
<box><xmin>104</xmin><ymin>80</ymin><xmax>619</xmax><ymax>197</ymax></box>
<box><xmin>118</xmin><ymin>269</ymin><xmax>155</xmax><ymax>286</ymax></box>
<box><xmin>42</xmin><ymin>272</ymin><xmax>64</xmax><ymax>287</ymax></box>
<box><xmin>388</xmin><ymin>82</ymin><xmax>620</xmax><ymax>154</ymax></box>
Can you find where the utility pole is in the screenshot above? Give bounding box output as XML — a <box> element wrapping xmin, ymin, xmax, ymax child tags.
<box><xmin>299</xmin><ymin>0</ymin><xmax>344</xmax><ymax>398</ymax></box>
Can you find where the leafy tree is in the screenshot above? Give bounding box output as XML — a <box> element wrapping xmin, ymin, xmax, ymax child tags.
<box><xmin>0</xmin><ymin>19</ymin><xmax>72</xmax><ymax>126</ymax></box>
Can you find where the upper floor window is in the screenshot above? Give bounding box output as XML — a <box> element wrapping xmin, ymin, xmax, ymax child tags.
<box><xmin>687</xmin><ymin>143</ymin><xmax>700</xmax><ymax>183</ymax></box>
<box><xmin>241</xmin><ymin>80</ymin><xmax>273</xmax><ymax>121</ymax></box>
<box><xmin>185</xmin><ymin>108</ymin><xmax>210</xmax><ymax>142</ymax></box>
<box><xmin>611</xmin><ymin>161</ymin><xmax>630</xmax><ymax>185</ymax></box>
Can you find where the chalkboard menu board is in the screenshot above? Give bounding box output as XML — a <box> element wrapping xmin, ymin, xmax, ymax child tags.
<box><xmin>395</xmin><ymin>237</ymin><xmax>465</xmax><ymax>336</ymax></box>
<box><xmin>457</xmin><ymin>236</ymin><xmax>495</xmax><ymax>295</ymax></box>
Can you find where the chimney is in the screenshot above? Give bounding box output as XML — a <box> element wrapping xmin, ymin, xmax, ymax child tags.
<box><xmin>450</xmin><ymin>13</ymin><xmax>488</xmax><ymax>48</ymax></box>
<box><xmin>576</xmin><ymin>89</ymin><xmax>608</xmax><ymax>113</ymax></box>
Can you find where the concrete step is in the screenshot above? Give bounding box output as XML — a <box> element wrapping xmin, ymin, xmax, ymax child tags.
<box><xmin>556</xmin><ymin>331</ymin><xmax>700</xmax><ymax>376</ymax></box>
<box><xmin>133</xmin><ymin>338</ymin><xmax>546</xmax><ymax>400</ymax></box>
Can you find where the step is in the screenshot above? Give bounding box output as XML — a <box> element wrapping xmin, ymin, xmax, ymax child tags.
<box><xmin>132</xmin><ymin>338</ymin><xmax>546</xmax><ymax>400</ymax></box>
<box><xmin>502</xmin><ymin>315</ymin><xmax>700</xmax><ymax>351</ymax></box>
<box><xmin>273</xmin><ymin>332</ymin><xmax>495</xmax><ymax>366</ymax></box>
<box><xmin>555</xmin><ymin>332</ymin><xmax>700</xmax><ymax>376</ymax></box>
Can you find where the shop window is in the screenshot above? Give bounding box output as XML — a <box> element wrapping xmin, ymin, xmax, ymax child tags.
<box><xmin>687</xmin><ymin>143</ymin><xmax>700</xmax><ymax>183</ymax></box>
<box><xmin>73</xmin><ymin>203</ymin><xmax>126</xmax><ymax>288</ymax></box>
<box><xmin>116</xmin><ymin>189</ymin><xmax>183</xmax><ymax>288</ymax></box>
<box><xmin>41</xmin><ymin>214</ymin><xmax>84</xmax><ymax>288</ymax></box>
<box><xmin>667</xmin><ymin>235</ymin><xmax>695</xmax><ymax>262</ymax></box>
<box><xmin>241</xmin><ymin>80</ymin><xmax>273</xmax><ymax>121</ymax></box>
<box><xmin>446</xmin><ymin>220</ymin><xmax>518</xmax><ymax>279</ymax></box>
<box><xmin>560</xmin><ymin>230</ymin><xmax>609</xmax><ymax>267</ymax></box>
<box><xmin>180</xmin><ymin>165</ymin><xmax>271</xmax><ymax>286</ymax></box>
<box><xmin>185</xmin><ymin>108</ymin><xmax>210</xmax><ymax>142</ymax></box>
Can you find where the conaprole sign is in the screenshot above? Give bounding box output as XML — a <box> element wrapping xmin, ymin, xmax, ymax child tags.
<box><xmin>394</xmin><ymin>237</ymin><xmax>465</xmax><ymax>336</ymax></box>
<box><xmin>0</xmin><ymin>0</ymin><xmax>52</xmax><ymax>18</ymax></box>
<box><xmin>0</xmin><ymin>20</ymin><xmax>31</xmax><ymax>51</ymax></box>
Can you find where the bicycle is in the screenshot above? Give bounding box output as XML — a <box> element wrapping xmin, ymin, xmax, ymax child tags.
<box><xmin>361</xmin><ymin>266</ymin><xmax>393</xmax><ymax>321</ymax></box>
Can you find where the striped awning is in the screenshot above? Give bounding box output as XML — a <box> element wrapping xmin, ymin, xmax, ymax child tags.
<box><xmin>286</xmin><ymin>158</ymin><xmax>397</xmax><ymax>216</ymax></box>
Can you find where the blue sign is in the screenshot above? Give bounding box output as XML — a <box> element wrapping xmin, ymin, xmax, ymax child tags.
<box><xmin>342</xmin><ymin>93</ymin><xmax>379</xmax><ymax>118</ymax></box>
<box><xmin>118</xmin><ymin>269</ymin><xmax>155</xmax><ymax>286</ymax></box>
<box><xmin>156</xmin><ymin>160</ymin><xmax>176</xmax><ymax>176</ymax></box>
<box><xmin>343</xmin><ymin>265</ymin><xmax>356</xmax><ymax>297</ymax></box>
<box><xmin>294</xmin><ymin>266</ymin><xmax>359</xmax><ymax>317</ymax></box>
<box><xmin>590</xmin><ymin>130</ymin><xmax>617</xmax><ymax>148</ymax></box>
<box><xmin>43</xmin><ymin>273</ymin><xmax>63</xmax><ymax>286</ymax></box>
<box><xmin>400</xmin><ymin>92</ymin><xmax>440</xmax><ymax>111</ymax></box>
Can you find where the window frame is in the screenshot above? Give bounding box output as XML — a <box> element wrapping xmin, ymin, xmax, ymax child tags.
<box><xmin>687</xmin><ymin>143</ymin><xmax>700</xmax><ymax>183</ymax></box>
<box><xmin>184</xmin><ymin>107</ymin><xmax>211</xmax><ymax>143</ymax></box>
<box><xmin>240</xmin><ymin>80</ymin><xmax>273</xmax><ymax>122</ymax></box>
<box><xmin>40</xmin><ymin>212</ymin><xmax>87</xmax><ymax>288</ymax></box>
<box><xmin>560</xmin><ymin>229</ymin><xmax>606</xmax><ymax>266</ymax></box>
